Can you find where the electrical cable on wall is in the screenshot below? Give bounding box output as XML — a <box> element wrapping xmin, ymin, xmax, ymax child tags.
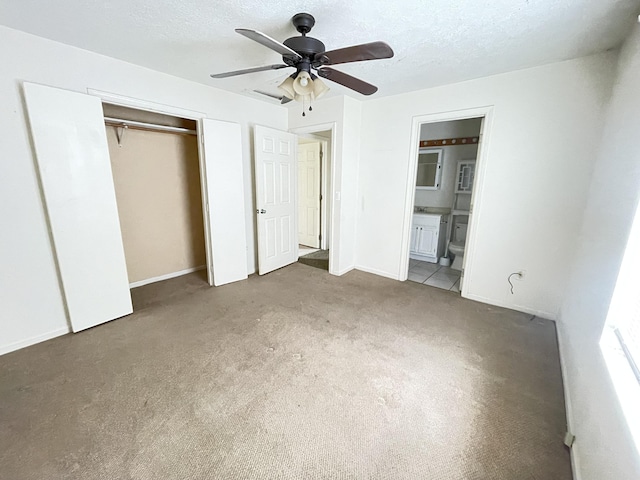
<box><xmin>508</xmin><ymin>272</ymin><xmax>523</xmax><ymax>294</ymax></box>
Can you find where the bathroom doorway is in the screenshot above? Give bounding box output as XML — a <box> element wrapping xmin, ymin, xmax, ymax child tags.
<box><xmin>401</xmin><ymin>107</ymin><xmax>493</xmax><ymax>296</ymax></box>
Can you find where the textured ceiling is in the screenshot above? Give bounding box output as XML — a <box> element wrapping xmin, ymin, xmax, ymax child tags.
<box><xmin>1</xmin><ymin>0</ymin><xmax>638</xmax><ymax>104</ymax></box>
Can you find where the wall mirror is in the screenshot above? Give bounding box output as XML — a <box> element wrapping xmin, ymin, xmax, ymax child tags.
<box><xmin>416</xmin><ymin>148</ymin><xmax>442</xmax><ymax>190</ymax></box>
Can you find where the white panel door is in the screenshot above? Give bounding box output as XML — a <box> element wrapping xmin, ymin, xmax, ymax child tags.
<box><xmin>298</xmin><ymin>142</ymin><xmax>321</xmax><ymax>248</ymax></box>
<box><xmin>23</xmin><ymin>83</ymin><xmax>132</xmax><ymax>332</ymax></box>
<box><xmin>200</xmin><ymin>119</ymin><xmax>248</xmax><ymax>286</ymax></box>
<box><xmin>254</xmin><ymin>125</ymin><xmax>298</xmax><ymax>275</ymax></box>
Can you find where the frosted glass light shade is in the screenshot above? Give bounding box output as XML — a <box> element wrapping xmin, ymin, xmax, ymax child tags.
<box><xmin>293</xmin><ymin>71</ymin><xmax>313</xmax><ymax>96</ymax></box>
<box><xmin>277</xmin><ymin>77</ymin><xmax>296</xmax><ymax>99</ymax></box>
<box><xmin>312</xmin><ymin>77</ymin><xmax>329</xmax><ymax>100</ymax></box>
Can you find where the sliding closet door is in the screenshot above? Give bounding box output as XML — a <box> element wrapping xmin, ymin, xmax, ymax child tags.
<box><xmin>23</xmin><ymin>83</ymin><xmax>132</xmax><ymax>332</ymax></box>
<box><xmin>199</xmin><ymin>119</ymin><xmax>248</xmax><ymax>286</ymax></box>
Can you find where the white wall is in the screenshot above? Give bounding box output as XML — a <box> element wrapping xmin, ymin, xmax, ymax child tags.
<box><xmin>289</xmin><ymin>95</ymin><xmax>362</xmax><ymax>275</ymax></box>
<box><xmin>415</xmin><ymin>118</ymin><xmax>481</xmax><ymax>209</ymax></box>
<box><xmin>356</xmin><ymin>52</ymin><xmax>616</xmax><ymax>318</ymax></box>
<box><xmin>0</xmin><ymin>26</ymin><xmax>286</xmax><ymax>354</ymax></box>
<box><xmin>558</xmin><ymin>25</ymin><xmax>640</xmax><ymax>480</ymax></box>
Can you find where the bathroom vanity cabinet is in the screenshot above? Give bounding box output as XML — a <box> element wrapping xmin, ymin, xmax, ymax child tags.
<box><xmin>409</xmin><ymin>214</ymin><xmax>446</xmax><ymax>263</ymax></box>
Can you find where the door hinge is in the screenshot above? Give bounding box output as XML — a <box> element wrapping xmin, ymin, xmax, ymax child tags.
<box><xmin>319</xmin><ymin>234</ymin><xmax>322</xmax><ymax>240</ymax></box>
<box><xmin>469</xmin><ymin>204</ymin><xmax>473</xmax><ymax>214</ymax></box>
<box><xmin>320</xmin><ymin>194</ymin><xmax>323</xmax><ymax>201</ymax></box>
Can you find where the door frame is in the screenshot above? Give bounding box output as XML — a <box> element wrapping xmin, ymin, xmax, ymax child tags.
<box><xmin>400</xmin><ymin>106</ymin><xmax>494</xmax><ymax>299</ymax></box>
<box><xmin>290</xmin><ymin>122</ymin><xmax>337</xmax><ymax>274</ymax></box>
<box><xmin>86</xmin><ymin>89</ymin><xmax>216</xmax><ymax>285</ymax></box>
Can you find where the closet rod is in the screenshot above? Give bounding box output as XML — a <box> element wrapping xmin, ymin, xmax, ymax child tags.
<box><xmin>104</xmin><ymin>116</ymin><xmax>197</xmax><ymax>135</ymax></box>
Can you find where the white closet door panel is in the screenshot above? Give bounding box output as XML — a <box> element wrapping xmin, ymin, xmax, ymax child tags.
<box><xmin>23</xmin><ymin>83</ymin><xmax>132</xmax><ymax>332</ymax></box>
<box><xmin>200</xmin><ymin>119</ymin><xmax>248</xmax><ymax>286</ymax></box>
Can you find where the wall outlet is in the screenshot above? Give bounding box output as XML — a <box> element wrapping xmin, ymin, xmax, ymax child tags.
<box><xmin>514</xmin><ymin>270</ymin><xmax>526</xmax><ymax>280</ymax></box>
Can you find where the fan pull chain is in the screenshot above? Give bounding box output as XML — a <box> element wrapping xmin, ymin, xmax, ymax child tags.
<box><xmin>300</xmin><ymin>96</ymin><xmax>313</xmax><ymax>117</ymax></box>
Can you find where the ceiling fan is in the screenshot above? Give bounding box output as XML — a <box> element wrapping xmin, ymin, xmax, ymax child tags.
<box><xmin>211</xmin><ymin>13</ymin><xmax>394</xmax><ymax>106</ymax></box>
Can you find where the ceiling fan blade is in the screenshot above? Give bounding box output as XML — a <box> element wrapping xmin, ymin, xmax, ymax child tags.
<box><xmin>210</xmin><ymin>64</ymin><xmax>290</xmax><ymax>79</ymax></box>
<box><xmin>316</xmin><ymin>67</ymin><xmax>378</xmax><ymax>95</ymax></box>
<box><xmin>316</xmin><ymin>41</ymin><xmax>394</xmax><ymax>66</ymax></box>
<box><xmin>236</xmin><ymin>29</ymin><xmax>302</xmax><ymax>60</ymax></box>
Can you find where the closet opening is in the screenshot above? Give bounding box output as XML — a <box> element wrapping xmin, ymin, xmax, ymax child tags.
<box><xmin>102</xmin><ymin>103</ymin><xmax>208</xmax><ymax>289</ymax></box>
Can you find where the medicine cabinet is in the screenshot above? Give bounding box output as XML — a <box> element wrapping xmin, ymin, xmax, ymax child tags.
<box><xmin>416</xmin><ymin>148</ymin><xmax>442</xmax><ymax>190</ymax></box>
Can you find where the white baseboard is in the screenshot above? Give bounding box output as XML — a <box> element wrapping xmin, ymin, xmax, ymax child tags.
<box><xmin>0</xmin><ymin>326</ymin><xmax>70</xmax><ymax>356</ymax></box>
<box><xmin>129</xmin><ymin>265</ymin><xmax>206</xmax><ymax>288</ymax></box>
<box><xmin>463</xmin><ymin>292</ymin><xmax>558</xmax><ymax>320</ymax></box>
<box><xmin>355</xmin><ymin>264</ymin><xmax>400</xmax><ymax>281</ymax></box>
<box><xmin>556</xmin><ymin>322</ymin><xmax>581</xmax><ymax>480</ymax></box>
<box><xmin>570</xmin><ymin>443</ymin><xmax>582</xmax><ymax>480</ymax></box>
<box><xmin>333</xmin><ymin>264</ymin><xmax>355</xmax><ymax>276</ymax></box>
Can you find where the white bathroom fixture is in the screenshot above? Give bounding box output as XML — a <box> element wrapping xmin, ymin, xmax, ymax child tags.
<box><xmin>449</xmin><ymin>223</ymin><xmax>468</xmax><ymax>271</ymax></box>
<box><xmin>446</xmin><ymin>159</ymin><xmax>476</xmax><ymax>271</ymax></box>
<box><xmin>409</xmin><ymin>213</ymin><xmax>447</xmax><ymax>263</ymax></box>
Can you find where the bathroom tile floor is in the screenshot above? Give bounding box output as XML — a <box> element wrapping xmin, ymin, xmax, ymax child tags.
<box><xmin>408</xmin><ymin>259</ymin><xmax>462</xmax><ymax>292</ymax></box>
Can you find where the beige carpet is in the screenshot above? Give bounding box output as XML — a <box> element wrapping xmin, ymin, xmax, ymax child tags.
<box><xmin>0</xmin><ymin>264</ymin><xmax>571</xmax><ymax>479</ymax></box>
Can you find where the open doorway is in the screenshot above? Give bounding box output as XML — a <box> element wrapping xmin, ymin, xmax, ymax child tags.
<box><xmin>252</xmin><ymin>124</ymin><xmax>334</xmax><ymax>275</ymax></box>
<box><xmin>294</xmin><ymin>128</ymin><xmax>333</xmax><ymax>272</ymax></box>
<box><xmin>401</xmin><ymin>107</ymin><xmax>493</xmax><ymax>296</ymax></box>
<box><xmin>102</xmin><ymin>104</ymin><xmax>208</xmax><ymax>289</ymax></box>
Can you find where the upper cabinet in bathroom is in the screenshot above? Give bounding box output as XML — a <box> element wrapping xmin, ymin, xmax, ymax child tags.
<box><xmin>416</xmin><ymin>148</ymin><xmax>443</xmax><ymax>190</ymax></box>
<box><xmin>455</xmin><ymin>160</ymin><xmax>475</xmax><ymax>194</ymax></box>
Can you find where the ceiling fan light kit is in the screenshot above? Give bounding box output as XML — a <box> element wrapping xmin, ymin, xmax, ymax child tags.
<box><xmin>210</xmin><ymin>13</ymin><xmax>394</xmax><ymax>115</ymax></box>
<box><xmin>278</xmin><ymin>71</ymin><xmax>329</xmax><ymax>98</ymax></box>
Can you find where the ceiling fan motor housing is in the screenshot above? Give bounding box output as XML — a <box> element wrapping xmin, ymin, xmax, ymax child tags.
<box><xmin>283</xmin><ymin>36</ymin><xmax>325</xmax><ymax>59</ymax></box>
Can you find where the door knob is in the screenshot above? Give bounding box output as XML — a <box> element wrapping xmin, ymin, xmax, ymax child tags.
<box><xmin>256</xmin><ymin>209</ymin><xmax>266</xmax><ymax>214</ymax></box>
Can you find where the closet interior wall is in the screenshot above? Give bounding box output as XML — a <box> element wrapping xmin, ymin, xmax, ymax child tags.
<box><xmin>103</xmin><ymin>104</ymin><xmax>206</xmax><ymax>285</ymax></box>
